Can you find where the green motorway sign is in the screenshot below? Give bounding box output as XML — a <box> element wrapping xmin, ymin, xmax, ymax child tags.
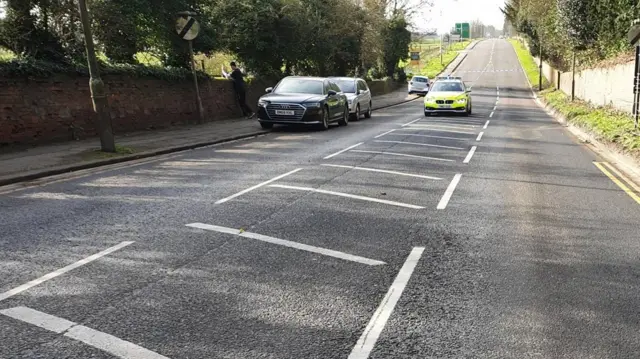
<box><xmin>455</xmin><ymin>23</ymin><xmax>470</xmax><ymax>39</ymax></box>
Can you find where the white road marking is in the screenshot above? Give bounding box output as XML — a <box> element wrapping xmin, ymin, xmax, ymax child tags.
<box><xmin>374</xmin><ymin>140</ymin><xmax>465</xmax><ymax>150</ymax></box>
<box><xmin>401</xmin><ymin>118</ymin><xmax>423</xmax><ymax>127</ymax></box>
<box><xmin>268</xmin><ymin>184</ymin><xmax>425</xmax><ymax>209</ymax></box>
<box><xmin>401</xmin><ymin>127</ymin><xmax>476</xmax><ymax>135</ymax></box>
<box><xmin>324</xmin><ymin>143</ymin><xmax>364</xmax><ymax>160</ymax></box>
<box><xmin>493</xmin><ymin>106</ymin><xmax>497</xmax><ymax>111</ymax></box>
<box><xmin>390</xmin><ymin>133</ymin><xmax>470</xmax><ymax>141</ymax></box>
<box><xmin>1</xmin><ymin>307</ymin><xmax>169</xmax><ymax>359</ymax></box>
<box><xmin>463</xmin><ymin>146</ymin><xmax>477</xmax><ymax>164</ymax></box>
<box><xmin>350</xmin><ymin>150</ymin><xmax>454</xmax><ymax>162</ymax></box>
<box><xmin>437</xmin><ymin>174</ymin><xmax>462</xmax><ymax>210</ymax></box>
<box><xmin>404</xmin><ymin>124</ymin><xmax>475</xmax><ymax>130</ymax></box>
<box><xmin>321</xmin><ymin>164</ymin><xmax>442</xmax><ymax>180</ymax></box>
<box><xmin>476</xmin><ymin>132</ymin><xmax>484</xmax><ymax>141</ymax></box>
<box><xmin>348</xmin><ymin>247</ymin><xmax>425</xmax><ymax>359</ymax></box>
<box><xmin>490</xmin><ymin>112</ymin><xmax>494</xmax><ymax>118</ymax></box>
<box><xmin>483</xmin><ymin>120</ymin><xmax>490</xmax><ymax>129</ymax></box>
<box><xmin>215</xmin><ymin>168</ymin><xmax>303</xmax><ymax>204</ymax></box>
<box><xmin>374</xmin><ymin>129</ymin><xmax>396</xmax><ymax>139</ymax></box>
<box><xmin>416</xmin><ymin>120</ymin><xmax>480</xmax><ymax>127</ymax></box>
<box><xmin>0</xmin><ymin>242</ymin><xmax>134</xmax><ymax>302</ymax></box>
<box><xmin>186</xmin><ymin>223</ymin><xmax>386</xmax><ymax>265</ymax></box>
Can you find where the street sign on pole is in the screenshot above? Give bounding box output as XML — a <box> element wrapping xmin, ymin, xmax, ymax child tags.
<box><xmin>176</xmin><ymin>12</ymin><xmax>204</xmax><ymax>123</ymax></box>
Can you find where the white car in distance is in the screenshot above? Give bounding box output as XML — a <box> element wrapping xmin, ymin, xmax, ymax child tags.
<box><xmin>330</xmin><ymin>77</ymin><xmax>373</xmax><ymax>120</ymax></box>
<box><xmin>408</xmin><ymin>75</ymin><xmax>430</xmax><ymax>95</ymax></box>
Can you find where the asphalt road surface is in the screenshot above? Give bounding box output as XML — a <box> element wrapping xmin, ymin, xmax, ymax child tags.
<box><xmin>1</xmin><ymin>39</ymin><xmax>639</xmax><ymax>359</ymax></box>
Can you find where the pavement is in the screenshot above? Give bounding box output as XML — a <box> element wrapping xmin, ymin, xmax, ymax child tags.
<box><xmin>1</xmin><ymin>39</ymin><xmax>639</xmax><ymax>359</ymax></box>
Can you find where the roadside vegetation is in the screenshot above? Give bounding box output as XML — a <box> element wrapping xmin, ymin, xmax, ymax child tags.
<box><xmin>510</xmin><ymin>35</ymin><xmax>640</xmax><ymax>156</ymax></box>
<box><xmin>0</xmin><ymin>0</ymin><xmax>424</xmax><ymax>81</ymax></box>
<box><xmin>509</xmin><ymin>39</ymin><xmax>549</xmax><ymax>89</ymax></box>
<box><xmin>406</xmin><ymin>40</ymin><xmax>471</xmax><ymax>79</ymax></box>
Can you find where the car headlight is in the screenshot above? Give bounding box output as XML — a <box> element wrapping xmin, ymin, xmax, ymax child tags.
<box><xmin>303</xmin><ymin>102</ymin><xmax>321</xmax><ymax>109</ymax></box>
<box><xmin>456</xmin><ymin>98</ymin><xmax>467</xmax><ymax>103</ymax></box>
<box><xmin>425</xmin><ymin>97</ymin><xmax>436</xmax><ymax>103</ymax></box>
<box><xmin>258</xmin><ymin>99</ymin><xmax>269</xmax><ymax>107</ymax></box>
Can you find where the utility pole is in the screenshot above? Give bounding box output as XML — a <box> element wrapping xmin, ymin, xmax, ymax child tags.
<box><xmin>77</xmin><ymin>0</ymin><xmax>115</xmax><ymax>152</ymax></box>
<box><xmin>571</xmin><ymin>51</ymin><xmax>576</xmax><ymax>101</ymax></box>
<box><xmin>538</xmin><ymin>33</ymin><xmax>543</xmax><ymax>91</ymax></box>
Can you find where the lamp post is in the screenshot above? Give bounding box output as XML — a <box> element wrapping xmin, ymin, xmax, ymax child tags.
<box><xmin>77</xmin><ymin>0</ymin><xmax>115</xmax><ymax>152</ymax></box>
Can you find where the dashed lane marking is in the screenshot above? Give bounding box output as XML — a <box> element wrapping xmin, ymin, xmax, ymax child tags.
<box><xmin>476</xmin><ymin>132</ymin><xmax>484</xmax><ymax>141</ymax></box>
<box><xmin>437</xmin><ymin>174</ymin><xmax>462</xmax><ymax>210</ymax></box>
<box><xmin>483</xmin><ymin>120</ymin><xmax>490</xmax><ymax>129</ymax></box>
<box><xmin>1</xmin><ymin>307</ymin><xmax>170</xmax><ymax>359</ymax></box>
<box><xmin>401</xmin><ymin>118</ymin><xmax>423</xmax><ymax>127</ymax></box>
<box><xmin>0</xmin><ymin>242</ymin><xmax>134</xmax><ymax>302</ymax></box>
<box><xmin>391</xmin><ymin>132</ymin><xmax>471</xmax><ymax>140</ymax></box>
<box><xmin>402</xmin><ymin>127</ymin><xmax>476</xmax><ymax>135</ymax></box>
<box><xmin>463</xmin><ymin>146</ymin><xmax>477</xmax><ymax>164</ymax></box>
<box><xmin>186</xmin><ymin>223</ymin><xmax>387</xmax><ymax>265</ymax></box>
<box><xmin>374</xmin><ymin>129</ymin><xmax>396</xmax><ymax>138</ymax></box>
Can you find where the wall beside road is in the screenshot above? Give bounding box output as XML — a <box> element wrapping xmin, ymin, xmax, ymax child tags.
<box><xmin>0</xmin><ymin>75</ymin><xmax>399</xmax><ymax>146</ymax></box>
<box><xmin>534</xmin><ymin>56</ymin><xmax>635</xmax><ymax>113</ymax></box>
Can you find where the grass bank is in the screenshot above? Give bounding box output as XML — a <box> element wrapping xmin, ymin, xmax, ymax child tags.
<box><xmin>509</xmin><ymin>39</ymin><xmax>550</xmax><ymax>89</ymax></box>
<box><xmin>406</xmin><ymin>40</ymin><xmax>471</xmax><ymax>78</ymax></box>
<box><xmin>509</xmin><ymin>38</ymin><xmax>639</xmax><ymax>156</ymax></box>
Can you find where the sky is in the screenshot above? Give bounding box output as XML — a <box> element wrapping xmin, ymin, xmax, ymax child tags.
<box><xmin>415</xmin><ymin>0</ymin><xmax>506</xmax><ymax>32</ymax></box>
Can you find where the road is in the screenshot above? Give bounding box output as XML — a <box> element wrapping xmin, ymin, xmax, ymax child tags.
<box><xmin>1</xmin><ymin>39</ymin><xmax>639</xmax><ymax>359</ymax></box>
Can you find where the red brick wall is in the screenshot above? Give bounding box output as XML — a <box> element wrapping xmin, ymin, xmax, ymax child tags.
<box><xmin>0</xmin><ymin>74</ymin><xmax>268</xmax><ymax>146</ymax></box>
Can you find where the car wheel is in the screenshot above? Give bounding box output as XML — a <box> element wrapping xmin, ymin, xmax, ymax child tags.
<box><xmin>352</xmin><ymin>105</ymin><xmax>360</xmax><ymax>121</ymax></box>
<box><xmin>469</xmin><ymin>104</ymin><xmax>473</xmax><ymax>115</ymax></box>
<box><xmin>364</xmin><ymin>102</ymin><xmax>372</xmax><ymax>118</ymax></box>
<box><xmin>318</xmin><ymin>107</ymin><xmax>330</xmax><ymax>131</ymax></box>
<box><xmin>260</xmin><ymin>122</ymin><xmax>274</xmax><ymax>129</ymax></box>
<box><xmin>338</xmin><ymin>106</ymin><xmax>349</xmax><ymax>126</ymax></box>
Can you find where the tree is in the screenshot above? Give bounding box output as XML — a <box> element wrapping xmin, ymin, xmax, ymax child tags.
<box><xmin>557</xmin><ymin>0</ymin><xmax>596</xmax><ymax>50</ymax></box>
<box><xmin>381</xmin><ymin>11</ymin><xmax>411</xmax><ymax>78</ymax></box>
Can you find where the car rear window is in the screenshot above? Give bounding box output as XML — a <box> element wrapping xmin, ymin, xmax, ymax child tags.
<box><xmin>275</xmin><ymin>78</ymin><xmax>324</xmax><ymax>95</ymax></box>
<box><xmin>333</xmin><ymin>80</ymin><xmax>356</xmax><ymax>93</ymax></box>
<box><xmin>412</xmin><ymin>77</ymin><xmax>428</xmax><ymax>83</ymax></box>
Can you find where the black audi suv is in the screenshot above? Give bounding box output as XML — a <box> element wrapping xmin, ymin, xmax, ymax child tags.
<box><xmin>256</xmin><ymin>76</ymin><xmax>349</xmax><ymax>130</ymax></box>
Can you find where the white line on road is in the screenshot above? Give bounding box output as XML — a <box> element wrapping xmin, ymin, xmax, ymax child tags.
<box><xmin>268</xmin><ymin>184</ymin><xmax>425</xmax><ymax>209</ymax></box>
<box><xmin>0</xmin><ymin>242</ymin><xmax>134</xmax><ymax>303</ymax></box>
<box><xmin>391</xmin><ymin>133</ymin><xmax>470</xmax><ymax>141</ymax></box>
<box><xmin>416</xmin><ymin>120</ymin><xmax>480</xmax><ymax>127</ymax></box>
<box><xmin>463</xmin><ymin>146</ymin><xmax>477</xmax><ymax>164</ymax></box>
<box><xmin>374</xmin><ymin>129</ymin><xmax>396</xmax><ymax>138</ymax></box>
<box><xmin>437</xmin><ymin>174</ymin><xmax>462</xmax><ymax>210</ymax></box>
<box><xmin>0</xmin><ymin>307</ymin><xmax>169</xmax><ymax>359</ymax></box>
<box><xmin>348</xmin><ymin>247</ymin><xmax>425</xmax><ymax>359</ymax></box>
<box><xmin>324</xmin><ymin>142</ymin><xmax>364</xmax><ymax>160</ymax></box>
<box><xmin>321</xmin><ymin>164</ymin><xmax>442</xmax><ymax>180</ymax></box>
<box><xmin>350</xmin><ymin>150</ymin><xmax>454</xmax><ymax>162</ymax></box>
<box><xmin>490</xmin><ymin>112</ymin><xmax>494</xmax><ymax>118</ymax></box>
<box><xmin>215</xmin><ymin>168</ymin><xmax>303</xmax><ymax>204</ymax></box>
<box><xmin>374</xmin><ymin>140</ymin><xmax>465</xmax><ymax>150</ymax></box>
<box><xmin>406</xmin><ymin>124</ymin><xmax>479</xmax><ymax>131</ymax></box>
<box><xmin>401</xmin><ymin>127</ymin><xmax>475</xmax><ymax>135</ymax></box>
<box><xmin>476</xmin><ymin>132</ymin><xmax>484</xmax><ymax>141</ymax></box>
<box><xmin>186</xmin><ymin>223</ymin><xmax>386</xmax><ymax>265</ymax></box>
<box><xmin>401</xmin><ymin>118</ymin><xmax>422</xmax><ymax>127</ymax></box>
<box><xmin>493</xmin><ymin>106</ymin><xmax>497</xmax><ymax>111</ymax></box>
<box><xmin>483</xmin><ymin>120</ymin><xmax>490</xmax><ymax>129</ymax></box>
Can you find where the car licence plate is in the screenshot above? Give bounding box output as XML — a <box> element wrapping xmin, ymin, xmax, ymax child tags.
<box><xmin>275</xmin><ymin>110</ymin><xmax>295</xmax><ymax>116</ymax></box>
<box><xmin>440</xmin><ymin>104</ymin><xmax>452</xmax><ymax>108</ymax></box>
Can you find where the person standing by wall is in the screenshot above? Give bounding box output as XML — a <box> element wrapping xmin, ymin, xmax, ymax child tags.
<box><xmin>222</xmin><ymin>62</ymin><xmax>255</xmax><ymax>119</ymax></box>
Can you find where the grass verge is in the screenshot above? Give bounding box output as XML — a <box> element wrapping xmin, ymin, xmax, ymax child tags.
<box><xmin>541</xmin><ymin>89</ymin><xmax>640</xmax><ymax>154</ymax></box>
<box><xmin>509</xmin><ymin>38</ymin><xmax>639</xmax><ymax>156</ymax></box>
<box><xmin>509</xmin><ymin>39</ymin><xmax>550</xmax><ymax>89</ymax></box>
<box><xmin>408</xmin><ymin>40</ymin><xmax>471</xmax><ymax>78</ymax></box>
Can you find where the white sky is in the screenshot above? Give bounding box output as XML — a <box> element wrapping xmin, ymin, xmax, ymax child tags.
<box><xmin>414</xmin><ymin>0</ymin><xmax>505</xmax><ymax>32</ymax></box>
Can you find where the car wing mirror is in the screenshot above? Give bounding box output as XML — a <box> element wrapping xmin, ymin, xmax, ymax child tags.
<box><xmin>265</xmin><ymin>87</ymin><xmax>273</xmax><ymax>93</ymax></box>
<box><xmin>327</xmin><ymin>90</ymin><xmax>337</xmax><ymax>96</ymax></box>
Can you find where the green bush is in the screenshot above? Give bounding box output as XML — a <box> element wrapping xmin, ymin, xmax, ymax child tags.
<box><xmin>0</xmin><ymin>58</ymin><xmax>210</xmax><ymax>81</ymax></box>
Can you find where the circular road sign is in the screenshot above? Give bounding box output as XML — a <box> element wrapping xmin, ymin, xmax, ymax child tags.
<box><xmin>176</xmin><ymin>16</ymin><xmax>200</xmax><ymax>41</ymax></box>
